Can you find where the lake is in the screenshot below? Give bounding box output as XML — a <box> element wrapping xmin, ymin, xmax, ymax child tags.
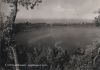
<box><xmin>15</xmin><ymin>27</ymin><xmax>100</xmax><ymax>54</ymax></box>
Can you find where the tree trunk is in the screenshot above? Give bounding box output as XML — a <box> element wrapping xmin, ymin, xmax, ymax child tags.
<box><xmin>0</xmin><ymin>0</ymin><xmax>19</xmax><ymax>70</ymax></box>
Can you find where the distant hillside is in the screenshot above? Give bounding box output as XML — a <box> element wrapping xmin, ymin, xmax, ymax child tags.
<box><xmin>15</xmin><ymin>19</ymin><xmax>94</xmax><ymax>24</ymax></box>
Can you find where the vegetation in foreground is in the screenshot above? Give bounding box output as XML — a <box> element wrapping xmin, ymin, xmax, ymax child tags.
<box><xmin>3</xmin><ymin>36</ymin><xmax>99</xmax><ymax>70</ymax></box>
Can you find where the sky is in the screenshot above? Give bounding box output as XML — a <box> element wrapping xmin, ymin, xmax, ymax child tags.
<box><xmin>16</xmin><ymin>0</ymin><xmax>100</xmax><ymax>21</ymax></box>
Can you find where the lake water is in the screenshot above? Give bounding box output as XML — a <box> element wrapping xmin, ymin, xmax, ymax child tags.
<box><xmin>15</xmin><ymin>27</ymin><xmax>100</xmax><ymax>53</ymax></box>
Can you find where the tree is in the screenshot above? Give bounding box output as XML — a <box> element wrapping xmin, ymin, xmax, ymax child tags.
<box><xmin>95</xmin><ymin>9</ymin><xmax>100</xmax><ymax>27</ymax></box>
<box><xmin>0</xmin><ymin>0</ymin><xmax>43</xmax><ymax>70</ymax></box>
<box><xmin>1</xmin><ymin>0</ymin><xmax>43</xmax><ymax>30</ymax></box>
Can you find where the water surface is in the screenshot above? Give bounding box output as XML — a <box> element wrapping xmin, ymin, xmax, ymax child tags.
<box><xmin>15</xmin><ymin>27</ymin><xmax>100</xmax><ymax>53</ymax></box>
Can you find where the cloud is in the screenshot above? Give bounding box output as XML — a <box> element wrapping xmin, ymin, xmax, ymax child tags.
<box><xmin>16</xmin><ymin>0</ymin><xmax>100</xmax><ymax>20</ymax></box>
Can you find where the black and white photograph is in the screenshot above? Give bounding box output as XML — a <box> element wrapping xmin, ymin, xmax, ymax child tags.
<box><xmin>1</xmin><ymin>0</ymin><xmax>100</xmax><ymax>70</ymax></box>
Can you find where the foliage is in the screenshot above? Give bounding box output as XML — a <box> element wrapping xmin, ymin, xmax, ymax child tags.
<box><xmin>95</xmin><ymin>9</ymin><xmax>100</xmax><ymax>27</ymax></box>
<box><xmin>15</xmin><ymin>39</ymin><xmax>100</xmax><ymax>70</ymax></box>
<box><xmin>2</xmin><ymin>0</ymin><xmax>42</xmax><ymax>9</ymax></box>
<box><xmin>15</xmin><ymin>43</ymin><xmax>70</xmax><ymax>70</ymax></box>
<box><xmin>95</xmin><ymin>16</ymin><xmax>100</xmax><ymax>27</ymax></box>
<box><xmin>0</xmin><ymin>0</ymin><xmax>43</xmax><ymax>70</ymax></box>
